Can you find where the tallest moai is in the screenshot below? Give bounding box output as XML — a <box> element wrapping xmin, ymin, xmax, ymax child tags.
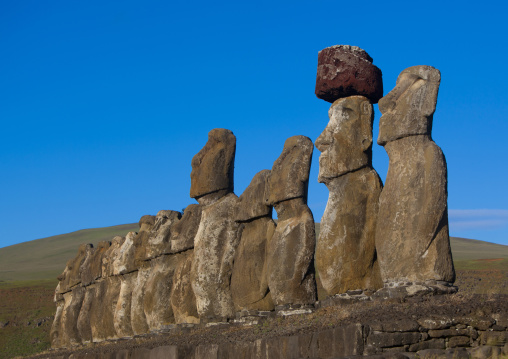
<box><xmin>375</xmin><ymin>66</ymin><xmax>456</xmax><ymax>288</ymax></box>
<box><xmin>314</xmin><ymin>45</ymin><xmax>384</xmax><ymax>298</ymax></box>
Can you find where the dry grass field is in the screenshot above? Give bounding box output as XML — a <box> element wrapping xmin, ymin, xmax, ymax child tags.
<box><xmin>0</xmin><ymin>224</ymin><xmax>506</xmax><ymax>358</ymax></box>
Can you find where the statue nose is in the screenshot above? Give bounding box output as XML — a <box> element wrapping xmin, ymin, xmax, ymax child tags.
<box><xmin>315</xmin><ymin>132</ymin><xmax>330</xmax><ymax>152</ymax></box>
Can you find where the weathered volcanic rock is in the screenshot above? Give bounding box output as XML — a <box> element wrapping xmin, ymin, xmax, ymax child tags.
<box><xmin>133</xmin><ymin>215</ymin><xmax>156</xmax><ymax>267</ymax></box>
<box><xmin>375</xmin><ymin>66</ymin><xmax>455</xmax><ymax>284</ymax></box>
<box><xmin>377</xmin><ymin>66</ymin><xmax>441</xmax><ymax>146</ymax></box>
<box><xmin>375</xmin><ymin>135</ymin><xmax>455</xmax><ymax>284</ymax></box>
<box><xmin>231</xmin><ymin>170</ymin><xmax>276</xmax><ymax>311</ymax></box>
<box><xmin>170</xmin><ymin>203</ymin><xmax>202</xmax><ymax>253</ymax></box>
<box><xmin>113</xmin><ymin>271</ymin><xmax>137</xmax><ymax>338</ymax></box>
<box><xmin>130</xmin><ymin>264</ymin><xmax>151</xmax><ymax>335</ymax></box>
<box><xmin>236</xmin><ymin>170</ymin><xmax>272</xmax><ymax>222</ymax></box>
<box><xmin>101</xmin><ymin>276</ymin><xmax>122</xmax><ymax>340</ymax></box>
<box><xmin>89</xmin><ymin>282</ymin><xmax>107</xmax><ymax>342</ymax></box>
<box><xmin>146</xmin><ymin>210</ymin><xmax>181</xmax><ymax>258</ymax></box>
<box><xmin>315</xmin><ymin>96</ymin><xmax>374</xmax><ymax>182</ymax></box>
<box><xmin>170</xmin><ymin>250</ymin><xmax>199</xmax><ymax>324</ymax></box>
<box><xmin>143</xmin><ymin>254</ymin><xmax>183</xmax><ymax>330</ymax></box>
<box><xmin>58</xmin><ymin>243</ymin><xmax>91</xmax><ymax>294</ymax></box>
<box><xmin>315</xmin><ymin>45</ymin><xmax>383</xmax><ymax>104</ymax></box>
<box><xmin>190</xmin><ymin>128</ymin><xmax>236</xmax><ymax>199</ymax></box>
<box><xmin>89</xmin><ymin>275</ymin><xmax>122</xmax><ymax>342</ymax></box>
<box><xmin>314</xmin><ymin>95</ymin><xmax>383</xmax><ymax>297</ymax></box>
<box><xmin>50</xmin><ymin>300</ymin><xmax>65</xmax><ymax>348</ymax></box>
<box><xmin>80</xmin><ymin>241</ymin><xmax>110</xmax><ymax>286</ymax></box>
<box><xmin>139</xmin><ymin>214</ymin><xmax>156</xmax><ymax>229</ymax></box>
<box><xmin>76</xmin><ymin>285</ymin><xmax>95</xmax><ymax>344</ymax></box>
<box><xmin>231</xmin><ymin>218</ymin><xmax>275</xmax><ymax>311</ymax></box>
<box><xmin>265</xmin><ymin>136</ymin><xmax>316</xmax><ymax>306</ymax></box>
<box><xmin>266</xmin><ymin>136</ymin><xmax>314</xmax><ymax>206</ymax></box>
<box><xmin>61</xmin><ymin>286</ymin><xmax>85</xmax><ymax>347</ymax></box>
<box><xmin>191</xmin><ymin>192</ymin><xmax>241</xmax><ymax>319</ymax></box>
<box><xmin>54</xmin><ymin>282</ymin><xmax>63</xmax><ymax>302</ymax></box>
<box><xmin>267</xmin><ymin>197</ymin><xmax>316</xmax><ymax>305</ymax></box>
<box><xmin>102</xmin><ymin>236</ymin><xmax>125</xmax><ymax>278</ymax></box>
<box><xmin>77</xmin><ymin>244</ymin><xmax>94</xmax><ymax>285</ymax></box>
<box><xmin>113</xmin><ymin>231</ymin><xmax>138</xmax><ymax>275</ymax></box>
<box><xmin>315</xmin><ymin>168</ymin><xmax>383</xmax><ymax>297</ymax></box>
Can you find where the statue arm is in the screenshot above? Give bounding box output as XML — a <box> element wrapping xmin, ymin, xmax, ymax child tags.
<box><xmin>420</xmin><ymin>142</ymin><xmax>448</xmax><ymax>254</ymax></box>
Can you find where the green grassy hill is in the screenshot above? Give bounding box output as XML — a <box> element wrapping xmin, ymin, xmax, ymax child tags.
<box><xmin>449</xmin><ymin>236</ymin><xmax>508</xmax><ymax>260</ymax></box>
<box><xmin>0</xmin><ymin>223</ymin><xmax>138</xmax><ymax>282</ymax></box>
<box><xmin>0</xmin><ymin>223</ymin><xmax>507</xmax><ymax>283</ymax></box>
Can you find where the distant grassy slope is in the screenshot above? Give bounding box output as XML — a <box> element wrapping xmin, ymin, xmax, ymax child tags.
<box><xmin>1</xmin><ymin>222</ymin><xmax>507</xmax><ymax>283</ymax></box>
<box><xmin>0</xmin><ymin>223</ymin><xmax>138</xmax><ymax>282</ymax></box>
<box><xmin>449</xmin><ymin>236</ymin><xmax>508</xmax><ymax>260</ymax></box>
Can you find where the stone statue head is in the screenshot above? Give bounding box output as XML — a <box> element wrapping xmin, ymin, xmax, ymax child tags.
<box><xmin>378</xmin><ymin>65</ymin><xmax>441</xmax><ymax>146</ymax></box>
<box><xmin>101</xmin><ymin>235</ymin><xmax>125</xmax><ymax>277</ymax></box>
<box><xmin>190</xmin><ymin>128</ymin><xmax>236</xmax><ymax>199</ymax></box>
<box><xmin>57</xmin><ymin>243</ymin><xmax>91</xmax><ymax>292</ymax></box>
<box><xmin>236</xmin><ymin>169</ymin><xmax>272</xmax><ymax>222</ymax></box>
<box><xmin>315</xmin><ymin>95</ymin><xmax>373</xmax><ymax>183</ymax></box>
<box><xmin>170</xmin><ymin>203</ymin><xmax>202</xmax><ymax>252</ymax></box>
<box><xmin>80</xmin><ymin>240</ymin><xmax>110</xmax><ymax>286</ymax></box>
<box><xmin>112</xmin><ymin>231</ymin><xmax>137</xmax><ymax>275</ymax></box>
<box><xmin>265</xmin><ymin>136</ymin><xmax>313</xmax><ymax>205</ymax></box>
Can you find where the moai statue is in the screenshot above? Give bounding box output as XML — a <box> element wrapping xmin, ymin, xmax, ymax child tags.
<box><xmin>189</xmin><ymin>128</ymin><xmax>241</xmax><ymax>320</ymax></box>
<box><xmin>143</xmin><ymin>253</ymin><xmax>184</xmax><ymax>330</ymax></box>
<box><xmin>170</xmin><ymin>204</ymin><xmax>202</xmax><ymax>253</ymax></box>
<box><xmin>109</xmin><ymin>231</ymin><xmax>139</xmax><ymax>339</ymax></box>
<box><xmin>231</xmin><ymin>170</ymin><xmax>276</xmax><ymax>311</ymax></box>
<box><xmin>113</xmin><ymin>231</ymin><xmax>139</xmax><ymax>276</ymax></box>
<box><xmin>81</xmin><ymin>241</ymin><xmax>110</xmax><ymax>287</ymax></box>
<box><xmin>57</xmin><ymin>242</ymin><xmax>90</xmax><ymax>294</ymax></box>
<box><xmin>132</xmin><ymin>215</ymin><xmax>157</xmax><ymax>266</ymax></box>
<box><xmin>61</xmin><ymin>285</ymin><xmax>85</xmax><ymax>347</ymax></box>
<box><xmin>130</xmin><ymin>215</ymin><xmax>156</xmax><ymax>335</ymax></box>
<box><xmin>265</xmin><ymin>136</ymin><xmax>317</xmax><ymax>306</ymax></box>
<box><xmin>145</xmin><ymin>210</ymin><xmax>181</xmax><ymax>259</ymax></box>
<box><xmin>77</xmin><ymin>240</ymin><xmax>111</xmax><ymax>344</ymax></box>
<box><xmin>170</xmin><ymin>204</ymin><xmax>202</xmax><ymax>324</ymax></box>
<box><xmin>51</xmin><ymin>243</ymin><xmax>90</xmax><ymax>347</ymax></box>
<box><xmin>171</xmin><ymin>251</ymin><xmax>199</xmax><ymax>324</ymax></box>
<box><xmin>314</xmin><ymin>96</ymin><xmax>383</xmax><ymax>298</ymax></box>
<box><xmin>89</xmin><ymin>235</ymin><xmax>124</xmax><ymax>342</ymax></box>
<box><xmin>50</xmin><ymin>285</ymin><xmax>65</xmax><ymax>348</ymax></box>
<box><xmin>114</xmin><ymin>215</ymin><xmax>155</xmax><ymax>338</ymax></box>
<box><xmin>76</xmin><ymin>244</ymin><xmax>96</xmax><ymax>344</ymax></box>
<box><xmin>375</xmin><ymin>66</ymin><xmax>455</xmax><ymax>293</ymax></box>
<box><xmin>142</xmin><ymin>210</ymin><xmax>182</xmax><ymax>332</ymax></box>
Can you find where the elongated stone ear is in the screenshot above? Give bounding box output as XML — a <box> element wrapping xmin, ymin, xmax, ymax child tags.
<box><xmin>360</xmin><ymin>100</ymin><xmax>374</xmax><ymax>153</ymax></box>
<box><xmin>361</xmin><ymin>100</ymin><xmax>372</xmax><ymax>116</ymax></box>
<box><xmin>419</xmin><ymin>67</ymin><xmax>441</xmax><ymax>117</ymax></box>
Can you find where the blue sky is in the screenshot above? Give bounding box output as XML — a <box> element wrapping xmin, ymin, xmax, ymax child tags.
<box><xmin>1</xmin><ymin>0</ymin><xmax>507</xmax><ymax>248</ymax></box>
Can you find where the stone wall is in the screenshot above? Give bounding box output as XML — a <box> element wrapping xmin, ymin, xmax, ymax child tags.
<box><xmin>45</xmin><ymin>311</ymin><xmax>508</xmax><ymax>358</ymax></box>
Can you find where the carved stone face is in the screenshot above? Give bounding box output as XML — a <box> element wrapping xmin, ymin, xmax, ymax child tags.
<box><xmin>190</xmin><ymin>129</ymin><xmax>236</xmax><ymax>199</ymax></box>
<box><xmin>236</xmin><ymin>170</ymin><xmax>272</xmax><ymax>222</ymax></box>
<box><xmin>315</xmin><ymin>96</ymin><xmax>373</xmax><ymax>183</ymax></box>
<box><xmin>58</xmin><ymin>243</ymin><xmax>90</xmax><ymax>292</ymax></box>
<box><xmin>378</xmin><ymin>66</ymin><xmax>441</xmax><ymax>146</ymax></box>
<box><xmin>266</xmin><ymin>136</ymin><xmax>313</xmax><ymax>205</ymax></box>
